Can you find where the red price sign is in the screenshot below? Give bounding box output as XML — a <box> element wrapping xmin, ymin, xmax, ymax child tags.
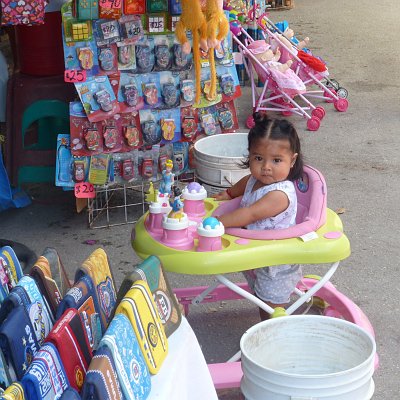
<box><xmin>99</xmin><ymin>0</ymin><xmax>121</xmax><ymax>9</ymax></box>
<box><xmin>64</xmin><ymin>69</ymin><xmax>87</xmax><ymax>83</ymax></box>
<box><xmin>75</xmin><ymin>182</ymin><xmax>95</xmax><ymax>199</ymax></box>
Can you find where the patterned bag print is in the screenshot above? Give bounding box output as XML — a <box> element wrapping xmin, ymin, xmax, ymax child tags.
<box><xmin>0</xmin><ymin>0</ymin><xmax>47</xmax><ymax>26</ymax></box>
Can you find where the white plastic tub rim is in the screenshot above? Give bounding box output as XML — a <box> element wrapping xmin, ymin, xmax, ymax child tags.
<box><xmin>194</xmin><ymin>133</ymin><xmax>249</xmax><ymax>187</ymax></box>
<box><xmin>240</xmin><ymin>315</ymin><xmax>376</xmax><ymax>400</ymax></box>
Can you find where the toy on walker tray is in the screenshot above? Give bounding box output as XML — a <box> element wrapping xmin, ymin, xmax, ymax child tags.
<box><xmin>132</xmin><ymin>165</ymin><xmax>351</xmax><ymax>273</ymax></box>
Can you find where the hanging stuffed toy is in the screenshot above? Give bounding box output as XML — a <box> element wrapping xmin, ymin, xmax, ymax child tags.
<box><xmin>175</xmin><ymin>0</ymin><xmax>208</xmax><ymax>104</ymax></box>
<box><xmin>175</xmin><ymin>0</ymin><xmax>229</xmax><ymax>103</ymax></box>
<box><xmin>204</xmin><ymin>0</ymin><xmax>229</xmax><ymax>100</ymax></box>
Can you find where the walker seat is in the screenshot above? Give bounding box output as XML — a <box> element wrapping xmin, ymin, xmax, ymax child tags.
<box><xmin>132</xmin><ymin>165</ymin><xmax>350</xmax><ymax>274</ymax></box>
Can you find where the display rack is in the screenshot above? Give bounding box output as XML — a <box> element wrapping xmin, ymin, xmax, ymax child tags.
<box><xmin>266</xmin><ymin>0</ymin><xmax>294</xmax><ymax>10</ymax></box>
<box><xmin>87</xmin><ymin>182</ymin><xmax>146</xmax><ymax>229</ymax></box>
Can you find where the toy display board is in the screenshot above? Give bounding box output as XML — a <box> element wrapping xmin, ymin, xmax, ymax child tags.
<box><xmin>60</xmin><ymin>0</ymin><xmax>242</xmax><ymax>221</ymax></box>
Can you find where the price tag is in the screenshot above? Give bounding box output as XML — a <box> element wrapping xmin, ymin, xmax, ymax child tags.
<box><xmin>64</xmin><ymin>69</ymin><xmax>87</xmax><ymax>83</ymax></box>
<box><xmin>99</xmin><ymin>0</ymin><xmax>121</xmax><ymax>9</ymax></box>
<box><xmin>75</xmin><ymin>182</ymin><xmax>96</xmax><ymax>199</ymax></box>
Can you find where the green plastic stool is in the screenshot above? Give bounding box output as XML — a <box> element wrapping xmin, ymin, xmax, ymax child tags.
<box><xmin>18</xmin><ymin>99</ymin><xmax>70</xmax><ymax>184</ymax></box>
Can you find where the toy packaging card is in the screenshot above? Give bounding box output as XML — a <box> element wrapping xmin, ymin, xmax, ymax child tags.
<box><xmin>117</xmin><ymin>43</ymin><xmax>136</xmax><ymax>71</ymax></box>
<box><xmin>93</xmin><ymin>18</ymin><xmax>121</xmax><ymax>47</ymax></box>
<box><xmin>217</xmin><ymin>64</ymin><xmax>242</xmax><ymax>102</ymax></box>
<box><xmin>98</xmin><ymin>0</ymin><xmax>122</xmax><ymax>20</ymax></box>
<box><xmin>139</xmin><ymin>109</ymin><xmax>162</xmax><ymax>145</ymax></box>
<box><xmin>153</xmin><ymin>35</ymin><xmax>172</xmax><ymax>71</ymax></box>
<box><xmin>119</xmin><ymin>112</ymin><xmax>143</xmax><ymax>150</ymax></box>
<box><xmin>56</xmin><ymin>134</ymin><xmax>74</xmax><ymax>188</ymax></box>
<box><xmin>69</xmin><ymin>102</ymin><xmax>104</xmax><ymax>156</ymax></box>
<box><xmin>119</xmin><ymin>15</ymin><xmax>144</xmax><ymax>44</ymax></box>
<box><xmin>135</xmin><ymin>38</ymin><xmax>155</xmax><ymax>73</ymax></box>
<box><xmin>98</xmin><ymin>117</ymin><xmax>124</xmax><ymax>153</ymax></box>
<box><xmin>172</xmin><ymin>141</ymin><xmax>189</xmax><ymax>176</ymax></box>
<box><xmin>97</xmin><ymin>43</ymin><xmax>119</xmax><ymax>75</ymax></box>
<box><xmin>74</xmin><ymin>75</ymin><xmax>120</xmax><ymax>122</ymax></box>
<box><xmin>159</xmin><ymin>108</ymin><xmax>181</xmax><ymax>143</ymax></box>
<box><xmin>198</xmin><ymin>106</ymin><xmax>222</xmax><ymax>136</ymax></box>
<box><xmin>180</xmin><ymin>106</ymin><xmax>199</xmax><ymax>142</ymax></box>
<box><xmin>117</xmin><ymin>72</ymin><xmax>144</xmax><ymax>113</ymax></box>
<box><xmin>140</xmin><ymin>73</ymin><xmax>161</xmax><ymax>109</ymax></box>
<box><xmin>62</xmin><ymin>28</ymin><xmax>100</xmax><ymax>77</ymax></box>
<box><xmin>159</xmin><ymin>71</ymin><xmax>180</xmax><ymax>109</ymax></box>
<box><xmin>88</xmin><ymin>154</ymin><xmax>110</xmax><ymax>185</ymax></box>
<box><xmin>216</xmin><ymin>100</ymin><xmax>239</xmax><ymax>133</ymax></box>
<box><xmin>62</xmin><ymin>1</ymin><xmax>93</xmax><ymax>44</ymax></box>
<box><xmin>124</xmin><ymin>0</ymin><xmax>145</xmax><ymax>14</ymax></box>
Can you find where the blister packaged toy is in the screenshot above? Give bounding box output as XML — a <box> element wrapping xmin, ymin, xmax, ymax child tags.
<box><xmin>56</xmin><ymin>135</ymin><xmax>74</xmax><ymax>188</ymax></box>
<box><xmin>119</xmin><ymin>15</ymin><xmax>144</xmax><ymax>44</ymax></box>
<box><xmin>62</xmin><ymin>29</ymin><xmax>99</xmax><ymax>77</ymax></box>
<box><xmin>159</xmin><ymin>71</ymin><xmax>180</xmax><ymax>109</ymax></box>
<box><xmin>98</xmin><ymin>0</ymin><xmax>122</xmax><ymax>20</ymax></box>
<box><xmin>153</xmin><ymin>35</ymin><xmax>173</xmax><ymax>71</ymax></box>
<box><xmin>159</xmin><ymin>108</ymin><xmax>181</xmax><ymax>143</ymax></box>
<box><xmin>97</xmin><ymin>44</ymin><xmax>118</xmax><ymax>74</ymax></box>
<box><xmin>70</xmin><ymin>102</ymin><xmax>103</xmax><ymax>156</ymax></box>
<box><xmin>135</xmin><ymin>39</ymin><xmax>155</xmax><ymax>73</ymax></box>
<box><xmin>88</xmin><ymin>154</ymin><xmax>110</xmax><ymax>185</ymax></box>
<box><xmin>172</xmin><ymin>141</ymin><xmax>189</xmax><ymax>176</ymax></box>
<box><xmin>75</xmin><ymin>75</ymin><xmax>120</xmax><ymax>122</ymax></box>
<box><xmin>117</xmin><ymin>43</ymin><xmax>136</xmax><ymax>71</ymax></box>
<box><xmin>139</xmin><ymin>109</ymin><xmax>162</xmax><ymax>145</ymax></box>
<box><xmin>62</xmin><ymin>1</ymin><xmax>92</xmax><ymax>44</ymax></box>
<box><xmin>141</xmin><ymin>73</ymin><xmax>161</xmax><ymax>109</ymax></box>
<box><xmin>198</xmin><ymin>106</ymin><xmax>222</xmax><ymax>136</ymax></box>
<box><xmin>117</xmin><ymin>72</ymin><xmax>144</xmax><ymax>113</ymax></box>
<box><xmin>139</xmin><ymin>145</ymin><xmax>159</xmax><ymax>181</ymax></box>
<box><xmin>119</xmin><ymin>112</ymin><xmax>143</xmax><ymax>150</ymax></box>
<box><xmin>124</xmin><ymin>0</ymin><xmax>145</xmax><ymax>14</ymax></box>
<box><xmin>94</xmin><ymin>19</ymin><xmax>120</xmax><ymax>47</ymax></box>
<box><xmin>217</xmin><ymin>64</ymin><xmax>242</xmax><ymax>102</ymax></box>
<box><xmin>216</xmin><ymin>100</ymin><xmax>239</xmax><ymax>133</ymax></box>
<box><xmin>180</xmin><ymin>106</ymin><xmax>199</xmax><ymax>142</ymax></box>
<box><xmin>100</xmin><ymin>118</ymin><xmax>124</xmax><ymax>153</ymax></box>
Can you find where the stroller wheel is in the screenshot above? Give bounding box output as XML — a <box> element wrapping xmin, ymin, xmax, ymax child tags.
<box><xmin>246</xmin><ymin>115</ymin><xmax>255</xmax><ymax>129</ymax></box>
<box><xmin>307</xmin><ymin>116</ymin><xmax>320</xmax><ymax>131</ymax></box>
<box><xmin>336</xmin><ymin>87</ymin><xmax>349</xmax><ymax>99</ymax></box>
<box><xmin>334</xmin><ymin>98</ymin><xmax>349</xmax><ymax>112</ymax></box>
<box><xmin>312</xmin><ymin>106</ymin><xmax>326</xmax><ymax>120</ymax></box>
<box><xmin>327</xmin><ymin>79</ymin><xmax>340</xmax><ymax>90</ymax></box>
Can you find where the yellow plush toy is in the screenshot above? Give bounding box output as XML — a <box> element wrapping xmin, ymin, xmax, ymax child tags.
<box><xmin>175</xmin><ymin>0</ymin><xmax>229</xmax><ymax>103</ymax></box>
<box><xmin>175</xmin><ymin>0</ymin><xmax>208</xmax><ymax>104</ymax></box>
<box><xmin>205</xmin><ymin>0</ymin><xmax>229</xmax><ymax>99</ymax></box>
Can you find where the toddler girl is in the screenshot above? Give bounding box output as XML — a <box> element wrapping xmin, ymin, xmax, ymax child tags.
<box><xmin>214</xmin><ymin>113</ymin><xmax>304</xmax><ymax>319</ymax></box>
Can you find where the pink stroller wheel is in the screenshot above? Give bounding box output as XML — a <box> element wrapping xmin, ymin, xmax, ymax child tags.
<box><xmin>281</xmin><ymin>103</ymin><xmax>294</xmax><ymax>117</ymax></box>
<box><xmin>246</xmin><ymin>115</ymin><xmax>255</xmax><ymax>129</ymax></box>
<box><xmin>334</xmin><ymin>98</ymin><xmax>349</xmax><ymax>112</ymax></box>
<box><xmin>307</xmin><ymin>116</ymin><xmax>320</xmax><ymax>131</ymax></box>
<box><xmin>325</xmin><ymin>89</ymin><xmax>337</xmax><ymax>103</ymax></box>
<box><xmin>312</xmin><ymin>106</ymin><xmax>326</xmax><ymax>120</ymax></box>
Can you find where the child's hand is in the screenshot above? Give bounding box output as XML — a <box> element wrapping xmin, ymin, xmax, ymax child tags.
<box><xmin>213</xmin><ymin>190</ymin><xmax>232</xmax><ymax>201</ymax></box>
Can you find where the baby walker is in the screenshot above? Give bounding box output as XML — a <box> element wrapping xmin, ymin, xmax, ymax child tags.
<box><xmin>131</xmin><ymin>165</ymin><xmax>378</xmax><ymax>389</ymax></box>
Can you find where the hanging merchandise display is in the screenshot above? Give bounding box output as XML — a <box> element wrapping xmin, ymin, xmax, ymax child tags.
<box><xmin>56</xmin><ymin>0</ymin><xmax>241</xmax><ymax>205</ymax></box>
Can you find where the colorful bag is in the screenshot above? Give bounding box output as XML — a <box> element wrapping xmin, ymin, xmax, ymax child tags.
<box><xmin>0</xmin><ymin>382</ymin><xmax>25</xmax><ymax>400</ymax></box>
<box><xmin>0</xmin><ymin>0</ymin><xmax>47</xmax><ymax>26</ymax></box>
<box><xmin>21</xmin><ymin>343</ymin><xmax>70</xmax><ymax>400</ymax></box>
<box><xmin>117</xmin><ymin>255</ymin><xmax>181</xmax><ymax>337</ymax></box>
<box><xmin>0</xmin><ymin>305</ymin><xmax>40</xmax><ymax>380</ymax></box>
<box><xmin>45</xmin><ymin>308</ymin><xmax>93</xmax><ymax>392</ymax></box>
<box><xmin>99</xmin><ymin>313</ymin><xmax>151</xmax><ymax>399</ymax></box>
<box><xmin>30</xmin><ymin>248</ymin><xmax>72</xmax><ymax>319</ymax></box>
<box><xmin>75</xmin><ymin>249</ymin><xmax>117</xmax><ymax>333</ymax></box>
<box><xmin>0</xmin><ymin>246</ymin><xmax>24</xmax><ymax>302</ymax></box>
<box><xmin>81</xmin><ymin>345</ymin><xmax>123</xmax><ymax>400</ymax></box>
<box><xmin>116</xmin><ymin>280</ymin><xmax>168</xmax><ymax>374</ymax></box>
<box><xmin>12</xmin><ymin>276</ymin><xmax>53</xmax><ymax>344</ymax></box>
<box><xmin>59</xmin><ymin>388</ymin><xmax>81</xmax><ymax>399</ymax></box>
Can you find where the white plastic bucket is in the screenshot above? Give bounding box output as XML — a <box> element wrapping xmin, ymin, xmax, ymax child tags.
<box><xmin>194</xmin><ymin>133</ymin><xmax>249</xmax><ymax>190</ymax></box>
<box><xmin>240</xmin><ymin>315</ymin><xmax>376</xmax><ymax>400</ymax></box>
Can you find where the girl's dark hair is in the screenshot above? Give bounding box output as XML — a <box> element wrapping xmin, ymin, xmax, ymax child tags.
<box><xmin>242</xmin><ymin>112</ymin><xmax>304</xmax><ymax>181</ymax></box>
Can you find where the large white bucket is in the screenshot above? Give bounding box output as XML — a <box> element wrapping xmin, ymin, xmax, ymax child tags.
<box><xmin>194</xmin><ymin>133</ymin><xmax>249</xmax><ymax>192</ymax></box>
<box><xmin>240</xmin><ymin>315</ymin><xmax>376</xmax><ymax>400</ymax></box>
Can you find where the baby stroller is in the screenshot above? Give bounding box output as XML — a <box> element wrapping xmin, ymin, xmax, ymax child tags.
<box><xmin>233</xmin><ymin>28</ymin><xmax>324</xmax><ymax>131</ymax></box>
<box><xmin>257</xmin><ymin>14</ymin><xmax>349</xmax><ymax>113</ymax></box>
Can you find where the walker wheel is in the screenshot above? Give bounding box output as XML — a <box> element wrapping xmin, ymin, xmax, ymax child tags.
<box><xmin>325</xmin><ymin>89</ymin><xmax>337</xmax><ymax>103</ymax></box>
<box><xmin>334</xmin><ymin>98</ymin><xmax>349</xmax><ymax>112</ymax></box>
<box><xmin>246</xmin><ymin>115</ymin><xmax>255</xmax><ymax>129</ymax></box>
<box><xmin>312</xmin><ymin>106</ymin><xmax>326</xmax><ymax>120</ymax></box>
<box><xmin>336</xmin><ymin>87</ymin><xmax>349</xmax><ymax>99</ymax></box>
<box><xmin>307</xmin><ymin>116</ymin><xmax>320</xmax><ymax>131</ymax></box>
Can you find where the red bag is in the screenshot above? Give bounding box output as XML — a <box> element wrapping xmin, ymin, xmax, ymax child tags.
<box><xmin>297</xmin><ymin>50</ymin><xmax>327</xmax><ymax>72</ymax></box>
<box><xmin>45</xmin><ymin>308</ymin><xmax>93</xmax><ymax>391</ymax></box>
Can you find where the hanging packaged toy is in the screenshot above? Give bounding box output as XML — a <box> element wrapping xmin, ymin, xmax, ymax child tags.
<box><xmin>118</xmin><ymin>73</ymin><xmax>144</xmax><ymax>113</ymax></box>
<box><xmin>141</xmin><ymin>112</ymin><xmax>162</xmax><ymax>145</ymax></box>
<box><xmin>62</xmin><ymin>1</ymin><xmax>92</xmax><ymax>43</ymax></box>
<box><xmin>154</xmin><ymin>43</ymin><xmax>171</xmax><ymax>71</ymax></box>
<box><xmin>119</xmin><ymin>15</ymin><xmax>144</xmax><ymax>44</ymax></box>
<box><xmin>94</xmin><ymin>19</ymin><xmax>120</xmax><ymax>47</ymax></box>
<box><xmin>75</xmin><ymin>75</ymin><xmax>120</xmax><ymax>122</ymax></box>
<box><xmin>117</xmin><ymin>43</ymin><xmax>136</xmax><ymax>70</ymax></box>
<box><xmin>172</xmin><ymin>141</ymin><xmax>188</xmax><ymax>175</ymax></box>
<box><xmin>98</xmin><ymin>0</ymin><xmax>122</xmax><ymax>20</ymax></box>
<box><xmin>180</xmin><ymin>106</ymin><xmax>198</xmax><ymax>141</ymax></box>
<box><xmin>180</xmin><ymin>79</ymin><xmax>195</xmax><ymax>106</ymax></box>
<box><xmin>84</xmin><ymin>126</ymin><xmax>102</xmax><ymax>151</ymax></box>
<box><xmin>124</xmin><ymin>0</ymin><xmax>145</xmax><ymax>14</ymax></box>
<box><xmin>172</xmin><ymin>43</ymin><xmax>192</xmax><ymax>71</ymax></box>
<box><xmin>76</xmin><ymin>0</ymin><xmax>99</xmax><ymax>20</ymax></box>
<box><xmin>56</xmin><ymin>135</ymin><xmax>74</xmax><ymax>188</ymax></box>
<box><xmin>135</xmin><ymin>41</ymin><xmax>155</xmax><ymax>73</ymax></box>
<box><xmin>216</xmin><ymin>100</ymin><xmax>239</xmax><ymax>133</ymax></box>
<box><xmin>88</xmin><ymin>154</ymin><xmax>110</xmax><ymax>185</ymax></box>
<box><xmin>98</xmin><ymin>44</ymin><xmax>118</xmax><ymax>74</ymax></box>
<box><xmin>102</xmin><ymin>123</ymin><xmax>119</xmax><ymax>150</ymax></box>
